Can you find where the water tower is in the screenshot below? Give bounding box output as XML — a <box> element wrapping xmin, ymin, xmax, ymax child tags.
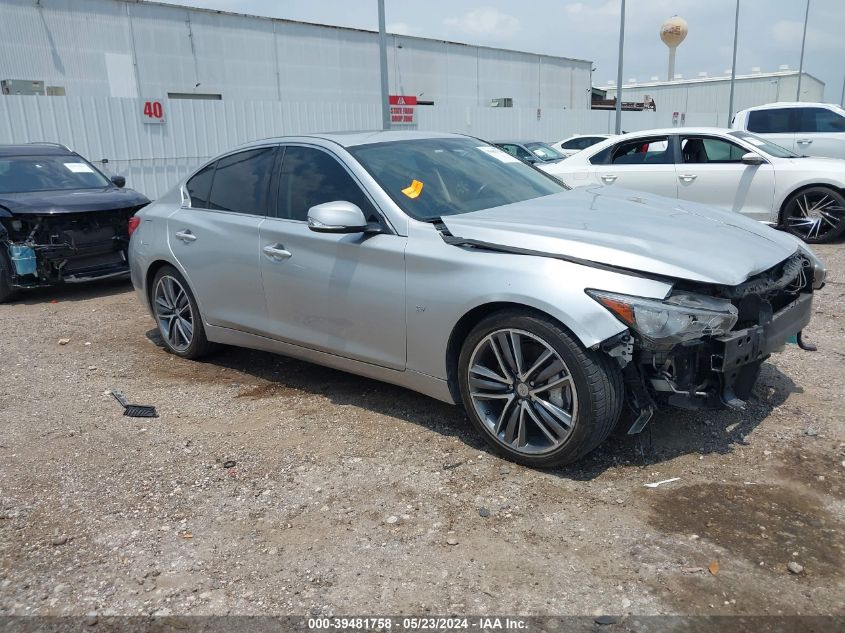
<box><xmin>660</xmin><ymin>15</ymin><xmax>688</xmax><ymax>81</ymax></box>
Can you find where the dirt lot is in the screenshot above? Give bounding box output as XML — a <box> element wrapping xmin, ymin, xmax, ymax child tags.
<box><xmin>1</xmin><ymin>244</ymin><xmax>843</xmax><ymax>619</ymax></box>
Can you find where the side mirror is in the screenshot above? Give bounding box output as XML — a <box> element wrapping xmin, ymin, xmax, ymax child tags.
<box><xmin>307</xmin><ymin>201</ymin><xmax>372</xmax><ymax>234</ymax></box>
<box><xmin>741</xmin><ymin>152</ymin><xmax>765</xmax><ymax>166</ymax></box>
<box><xmin>111</xmin><ymin>175</ymin><xmax>126</xmax><ymax>188</ymax></box>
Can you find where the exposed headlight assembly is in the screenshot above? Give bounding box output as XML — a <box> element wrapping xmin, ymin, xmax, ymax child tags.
<box><xmin>587</xmin><ymin>290</ymin><xmax>739</xmax><ymax>346</ymax></box>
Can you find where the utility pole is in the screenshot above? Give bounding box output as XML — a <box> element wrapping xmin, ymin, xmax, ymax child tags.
<box><xmin>840</xmin><ymin>73</ymin><xmax>845</xmax><ymax>107</ymax></box>
<box><xmin>727</xmin><ymin>0</ymin><xmax>740</xmax><ymax>123</ymax></box>
<box><xmin>796</xmin><ymin>0</ymin><xmax>810</xmax><ymax>101</ymax></box>
<box><xmin>377</xmin><ymin>0</ymin><xmax>390</xmax><ymax>130</ymax></box>
<box><xmin>615</xmin><ymin>0</ymin><xmax>625</xmax><ymax>134</ymax></box>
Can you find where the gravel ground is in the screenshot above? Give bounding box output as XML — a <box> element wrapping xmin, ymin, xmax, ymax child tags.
<box><xmin>0</xmin><ymin>244</ymin><xmax>843</xmax><ymax>619</ymax></box>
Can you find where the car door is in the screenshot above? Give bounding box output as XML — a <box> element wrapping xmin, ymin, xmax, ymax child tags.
<box><xmin>590</xmin><ymin>135</ymin><xmax>678</xmax><ymax>198</ymax></box>
<box><xmin>745</xmin><ymin>107</ymin><xmax>797</xmax><ymax>153</ymax></box>
<box><xmin>795</xmin><ymin>106</ymin><xmax>845</xmax><ymax>158</ymax></box>
<box><xmin>675</xmin><ymin>135</ymin><xmax>775</xmax><ymax>221</ymax></box>
<box><xmin>167</xmin><ymin>146</ymin><xmax>277</xmax><ymax>333</ymax></box>
<box><xmin>258</xmin><ymin>144</ymin><xmax>407</xmax><ymax>370</ymax></box>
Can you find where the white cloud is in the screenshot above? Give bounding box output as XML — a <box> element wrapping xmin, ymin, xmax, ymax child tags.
<box><xmin>443</xmin><ymin>7</ymin><xmax>520</xmax><ymax>38</ymax></box>
<box><xmin>387</xmin><ymin>22</ymin><xmax>415</xmax><ymax>35</ymax></box>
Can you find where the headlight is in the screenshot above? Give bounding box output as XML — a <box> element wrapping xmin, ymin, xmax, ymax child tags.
<box><xmin>796</xmin><ymin>244</ymin><xmax>826</xmax><ymax>289</ymax></box>
<box><xmin>587</xmin><ymin>290</ymin><xmax>738</xmax><ymax>345</ymax></box>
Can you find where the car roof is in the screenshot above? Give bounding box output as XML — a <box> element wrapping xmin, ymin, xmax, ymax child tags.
<box><xmin>736</xmin><ymin>102</ymin><xmax>841</xmax><ymax>113</ymax></box>
<box><xmin>0</xmin><ymin>143</ymin><xmax>75</xmax><ymax>157</ymax></box>
<box><xmin>493</xmin><ymin>140</ymin><xmax>543</xmax><ymax>145</ymax></box>
<box><xmin>240</xmin><ymin>130</ymin><xmax>466</xmax><ymax>150</ymax></box>
<box><xmin>605</xmin><ymin>127</ymin><xmax>741</xmax><ymax>139</ymax></box>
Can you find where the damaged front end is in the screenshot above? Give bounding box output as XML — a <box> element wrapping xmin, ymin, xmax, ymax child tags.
<box><xmin>592</xmin><ymin>252</ymin><xmax>820</xmax><ymax>432</ymax></box>
<box><xmin>0</xmin><ymin>206</ymin><xmax>145</xmax><ymax>288</ymax></box>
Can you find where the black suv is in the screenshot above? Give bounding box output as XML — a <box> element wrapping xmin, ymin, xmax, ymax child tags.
<box><xmin>0</xmin><ymin>143</ymin><xmax>149</xmax><ymax>302</ymax></box>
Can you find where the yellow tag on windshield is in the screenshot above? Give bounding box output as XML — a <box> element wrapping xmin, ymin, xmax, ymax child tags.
<box><xmin>402</xmin><ymin>179</ymin><xmax>424</xmax><ymax>199</ymax></box>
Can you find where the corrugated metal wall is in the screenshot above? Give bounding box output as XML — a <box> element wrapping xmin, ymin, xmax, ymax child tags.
<box><xmin>0</xmin><ymin>0</ymin><xmax>592</xmax><ymax>110</ymax></box>
<box><xmin>605</xmin><ymin>72</ymin><xmax>826</xmax><ymax>122</ymax></box>
<box><xmin>0</xmin><ymin>95</ymin><xmax>719</xmax><ymax>199</ymax></box>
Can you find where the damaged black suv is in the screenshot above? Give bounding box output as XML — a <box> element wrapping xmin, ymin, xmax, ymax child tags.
<box><xmin>0</xmin><ymin>143</ymin><xmax>149</xmax><ymax>302</ymax></box>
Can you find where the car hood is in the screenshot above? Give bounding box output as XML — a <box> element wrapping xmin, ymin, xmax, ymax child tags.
<box><xmin>440</xmin><ymin>185</ymin><xmax>800</xmax><ymax>286</ymax></box>
<box><xmin>777</xmin><ymin>155</ymin><xmax>845</xmax><ymax>172</ymax></box>
<box><xmin>0</xmin><ymin>188</ymin><xmax>150</xmax><ymax>216</ymax></box>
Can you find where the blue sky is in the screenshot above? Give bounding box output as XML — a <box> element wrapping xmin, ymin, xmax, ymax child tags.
<box><xmin>159</xmin><ymin>0</ymin><xmax>845</xmax><ymax>102</ymax></box>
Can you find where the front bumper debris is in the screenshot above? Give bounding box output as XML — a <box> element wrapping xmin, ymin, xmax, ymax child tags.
<box><xmin>617</xmin><ymin>254</ymin><xmax>818</xmax><ymax>430</ymax></box>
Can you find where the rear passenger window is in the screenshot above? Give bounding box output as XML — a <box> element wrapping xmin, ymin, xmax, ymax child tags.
<box><xmin>610</xmin><ymin>137</ymin><xmax>672</xmax><ymax>165</ymax></box>
<box><xmin>186</xmin><ymin>163</ymin><xmax>215</xmax><ymax>208</ymax></box>
<box><xmin>589</xmin><ymin>146</ymin><xmax>612</xmax><ymax>165</ymax></box>
<box><xmin>747</xmin><ymin>108</ymin><xmax>793</xmax><ymax>133</ymax></box>
<box><xmin>798</xmin><ymin>107</ymin><xmax>845</xmax><ymax>133</ymax></box>
<box><xmin>277</xmin><ymin>146</ymin><xmax>378</xmax><ymax>223</ymax></box>
<box><xmin>208</xmin><ymin>147</ymin><xmax>277</xmax><ymax>215</ymax></box>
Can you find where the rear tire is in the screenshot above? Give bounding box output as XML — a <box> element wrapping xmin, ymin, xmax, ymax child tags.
<box><xmin>781</xmin><ymin>186</ymin><xmax>845</xmax><ymax>244</ymax></box>
<box><xmin>150</xmin><ymin>265</ymin><xmax>214</xmax><ymax>359</ymax></box>
<box><xmin>458</xmin><ymin>309</ymin><xmax>623</xmax><ymax>468</ymax></box>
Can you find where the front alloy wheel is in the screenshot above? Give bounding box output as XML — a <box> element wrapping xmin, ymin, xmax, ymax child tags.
<box><xmin>783</xmin><ymin>187</ymin><xmax>845</xmax><ymax>243</ymax></box>
<box><xmin>458</xmin><ymin>311</ymin><xmax>623</xmax><ymax>468</ymax></box>
<box><xmin>468</xmin><ymin>329</ymin><xmax>577</xmax><ymax>455</ymax></box>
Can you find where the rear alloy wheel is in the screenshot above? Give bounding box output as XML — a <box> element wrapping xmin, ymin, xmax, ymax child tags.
<box><xmin>458</xmin><ymin>311</ymin><xmax>623</xmax><ymax>468</ymax></box>
<box><xmin>151</xmin><ymin>265</ymin><xmax>214</xmax><ymax>359</ymax></box>
<box><xmin>782</xmin><ymin>186</ymin><xmax>845</xmax><ymax>243</ymax></box>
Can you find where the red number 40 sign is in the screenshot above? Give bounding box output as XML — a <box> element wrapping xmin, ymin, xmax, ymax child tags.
<box><xmin>141</xmin><ymin>99</ymin><xmax>165</xmax><ymax>124</ymax></box>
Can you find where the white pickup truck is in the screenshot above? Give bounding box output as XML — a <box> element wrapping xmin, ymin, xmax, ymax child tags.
<box><xmin>732</xmin><ymin>102</ymin><xmax>845</xmax><ymax>159</ymax></box>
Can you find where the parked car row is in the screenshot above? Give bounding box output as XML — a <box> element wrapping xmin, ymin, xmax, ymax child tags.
<box><xmin>0</xmin><ymin>114</ymin><xmax>831</xmax><ymax>468</ymax></box>
<box><xmin>541</xmin><ymin>127</ymin><xmax>845</xmax><ymax>243</ymax></box>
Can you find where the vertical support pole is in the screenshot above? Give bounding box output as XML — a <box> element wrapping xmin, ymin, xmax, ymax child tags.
<box><xmin>796</xmin><ymin>0</ymin><xmax>810</xmax><ymax>101</ymax></box>
<box><xmin>614</xmin><ymin>0</ymin><xmax>625</xmax><ymax>134</ymax></box>
<box><xmin>728</xmin><ymin>0</ymin><xmax>740</xmax><ymax>122</ymax></box>
<box><xmin>377</xmin><ymin>0</ymin><xmax>390</xmax><ymax>130</ymax></box>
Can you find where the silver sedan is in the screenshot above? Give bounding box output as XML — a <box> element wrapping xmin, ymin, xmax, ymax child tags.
<box><xmin>128</xmin><ymin>132</ymin><xmax>825</xmax><ymax>467</ymax></box>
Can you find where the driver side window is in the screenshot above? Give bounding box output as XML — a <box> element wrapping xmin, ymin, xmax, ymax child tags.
<box><xmin>277</xmin><ymin>146</ymin><xmax>379</xmax><ymax>223</ymax></box>
<box><xmin>680</xmin><ymin>137</ymin><xmax>747</xmax><ymax>163</ymax></box>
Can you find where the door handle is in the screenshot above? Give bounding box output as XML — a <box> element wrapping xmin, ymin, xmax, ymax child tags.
<box><xmin>262</xmin><ymin>244</ymin><xmax>292</xmax><ymax>261</ymax></box>
<box><xmin>600</xmin><ymin>174</ymin><xmax>617</xmax><ymax>183</ymax></box>
<box><xmin>174</xmin><ymin>230</ymin><xmax>197</xmax><ymax>242</ymax></box>
<box><xmin>678</xmin><ymin>174</ymin><xmax>698</xmax><ymax>182</ymax></box>
<box><xmin>796</xmin><ymin>138</ymin><xmax>813</xmax><ymax>145</ymax></box>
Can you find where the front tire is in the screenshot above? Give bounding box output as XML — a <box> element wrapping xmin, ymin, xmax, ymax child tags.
<box><xmin>150</xmin><ymin>265</ymin><xmax>214</xmax><ymax>359</ymax></box>
<box><xmin>458</xmin><ymin>310</ymin><xmax>623</xmax><ymax>468</ymax></box>
<box><xmin>781</xmin><ymin>186</ymin><xmax>845</xmax><ymax>243</ymax></box>
<box><xmin>0</xmin><ymin>250</ymin><xmax>17</xmax><ymax>304</ymax></box>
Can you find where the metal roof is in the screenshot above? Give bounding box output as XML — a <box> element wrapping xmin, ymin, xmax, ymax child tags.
<box><xmin>607</xmin><ymin>70</ymin><xmax>823</xmax><ymax>91</ymax></box>
<box><xmin>133</xmin><ymin>0</ymin><xmax>593</xmax><ymax>65</ymax></box>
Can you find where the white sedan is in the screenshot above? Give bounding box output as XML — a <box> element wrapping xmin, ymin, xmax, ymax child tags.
<box><xmin>541</xmin><ymin>127</ymin><xmax>845</xmax><ymax>243</ymax></box>
<box><xmin>550</xmin><ymin>134</ymin><xmax>614</xmax><ymax>157</ymax></box>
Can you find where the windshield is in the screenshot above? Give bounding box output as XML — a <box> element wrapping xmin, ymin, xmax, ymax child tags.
<box><xmin>727</xmin><ymin>131</ymin><xmax>800</xmax><ymax>158</ymax></box>
<box><xmin>525</xmin><ymin>142</ymin><xmax>565</xmax><ymax>161</ymax></box>
<box><xmin>348</xmin><ymin>138</ymin><xmax>566</xmax><ymax>221</ymax></box>
<box><xmin>0</xmin><ymin>155</ymin><xmax>111</xmax><ymax>194</ymax></box>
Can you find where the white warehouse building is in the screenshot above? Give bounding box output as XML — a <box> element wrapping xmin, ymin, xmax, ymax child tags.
<box><xmin>605</xmin><ymin>70</ymin><xmax>825</xmax><ymax>125</ymax></box>
<box><xmin>0</xmin><ymin>0</ymin><xmax>593</xmax><ymax>110</ymax></box>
